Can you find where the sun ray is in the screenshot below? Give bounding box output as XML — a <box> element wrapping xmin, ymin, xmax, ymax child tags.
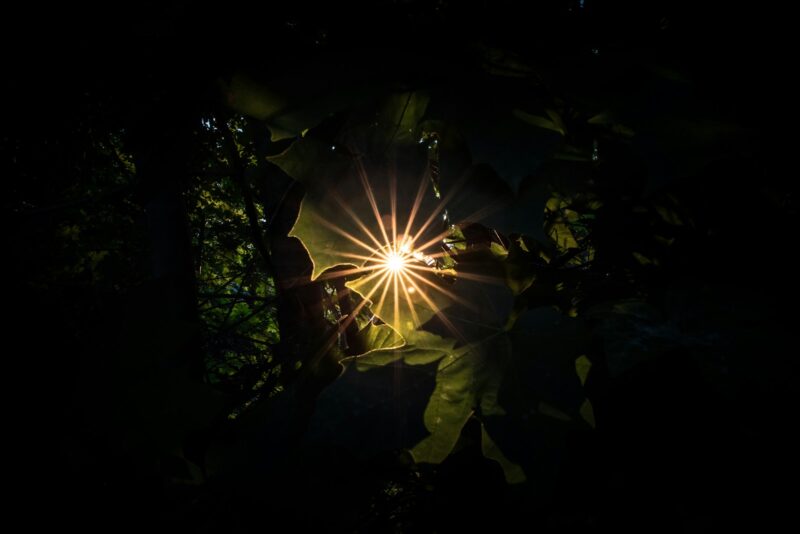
<box><xmin>329</xmin><ymin>190</ymin><xmax>387</xmax><ymax>252</ymax></box>
<box><xmin>456</xmin><ymin>200</ymin><xmax>508</xmax><ymax>228</ymax></box>
<box><xmin>390</xmin><ymin>168</ymin><xmax>398</xmax><ymax>249</ymax></box>
<box><xmin>353</xmin><ymin>268</ymin><xmax>393</xmax><ymax>311</ymax></box>
<box><xmin>334</xmin><ymin>251</ymin><xmax>387</xmax><ymax>263</ymax></box>
<box><xmin>304</xmin><ymin>161</ymin><xmax>519</xmax><ymax>364</ymax></box>
<box><xmin>340</xmin><ymin>264</ymin><xmax>393</xmax><ymax>294</ymax></box>
<box><xmin>354</xmin><ymin>156</ymin><xmax>392</xmax><ymax>249</ymax></box>
<box><xmin>313</xmin><ymin>214</ymin><xmax>380</xmax><ymax>256</ymax></box>
<box><xmin>406</xmin><ymin>263</ymin><xmax>501</xmax><ymax>288</ymax></box>
<box><xmin>399</xmin><ymin>270</ymin><xmax>466</xmax><ymax>345</ymax></box>
<box><xmin>313</xmin><ymin>268</ymin><xmax>393</xmax><ymax>365</ymax></box>
<box><xmin>403</xmin><ymin>267</ymin><xmax>478</xmax><ymax>311</ymax></box>
<box><xmin>437</xmin><ymin>270</ymin><xmax>509</xmax><ymax>286</ymax></box>
<box><xmin>401</xmin><ymin>262</ymin><xmax>450</xmax><ymax>275</ymax></box>
<box><xmin>409</xmin><ymin>197</ymin><xmax>511</xmax><ymax>255</ymax></box>
<box><xmin>407</xmin><ymin>175</ymin><xmax>467</xmax><ymax>248</ymax></box>
<box><xmin>337</xmin><ymin>268</ymin><xmax>392</xmax><ymax>333</ymax></box>
<box><xmin>372</xmin><ymin>265</ymin><xmax>395</xmax><ymax>317</ymax></box>
<box><xmin>315</xmin><ymin>263</ymin><xmax>386</xmax><ymax>281</ymax></box>
<box><xmin>408</xmin><ymin>202</ymin><xmax>449</xmax><ymax>250</ymax></box>
<box><xmin>392</xmin><ymin>270</ymin><xmax>400</xmax><ymax>339</ymax></box>
<box><xmin>402</xmin><ymin>172</ymin><xmax>430</xmax><ymax>248</ymax></box>
<box><xmin>407</xmin><ymin>228</ymin><xmax>452</xmax><ymax>256</ymax></box>
<box><xmin>276</xmin><ymin>266</ymin><xmax>362</xmax><ymax>288</ymax></box>
<box><xmin>415</xmin><ymin>249</ymin><xmax>455</xmax><ymax>260</ymax></box>
<box><xmin>399</xmin><ymin>276</ymin><xmax>422</xmax><ymax>330</ymax></box>
<box><xmin>402</xmin><ymin>262</ymin><xmax>507</xmax><ymax>287</ymax></box>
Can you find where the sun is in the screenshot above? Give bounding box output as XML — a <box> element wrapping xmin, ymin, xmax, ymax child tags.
<box><xmin>384</xmin><ymin>250</ymin><xmax>407</xmax><ymax>273</ymax></box>
<box><xmin>308</xmin><ymin>159</ymin><xmax>496</xmax><ymax>359</ymax></box>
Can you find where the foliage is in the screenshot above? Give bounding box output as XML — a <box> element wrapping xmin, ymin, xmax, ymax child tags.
<box><xmin>10</xmin><ymin>1</ymin><xmax>790</xmax><ymax>529</ymax></box>
<box><xmin>261</xmin><ymin>84</ymin><xmax>679</xmax><ymax>482</ymax></box>
<box><xmin>185</xmin><ymin>117</ymin><xmax>281</xmax><ymax>411</ymax></box>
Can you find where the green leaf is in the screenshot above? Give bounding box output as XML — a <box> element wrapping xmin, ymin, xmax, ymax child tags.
<box><xmin>544</xmin><ymin>108</ymin><xmax>567</xmax><ymax>135</ymax></box>
<box><xmin>346</xmin><ymin>263</ymin><xmax>454</xmax><ymax>340</ymax></box>
<box><xmin>500</xmin><ymin>240</ymin><xmax>538</xmax><ymax>296</ymax></box>
<box><xmin>575</xmin><ymin>354</ymin><xmax>592</xmax><ymax>386</ymax></box>
<box><xmin>222</xmin><ymin>72</ymin><xmax>377</xmax><ymax>141</ymax></box>
<box><xmin>367</xmin><ymin>92</ymin><xmax>431</xmax><ymax>151</ymax></box>
<box><xmin>580</xmin><ymin>398</ymin><xmax>596</xmax><ymax>428</ymax></box>
<box><xmin>410</xmin><ymin>346</ymin><xmax>478</xmax><ymax>463</ymax></box>
<box><xmin>488</xmin><ymin>241</ymin><xmax>509</xmax><ymax>258</ymax></box>
<box><xmin>267</xmin><ymin>138</ymin><xmax>363</xmax><ymax>279</ymax></box>
<box><xmin>513</xmin><ymin>108</ymin><xmax>566</xmax><ymax>136</ymax></box>
<box><xmin>350</xmin><ymin>321</ymin><xmax>405</xmax><ymax>358</ymax></box>
<box><xmin>481</xmin><ymin>422</ymin><xmax>527</xmax><ymax>484</ymax></box>
<box><xmin>411</xmin><ymin>334</ymin><xmax>509</xmax><ymax>464</ymax></box>
<box><xmin>355</xmin><ymin>329</ymin><xmax>455</xmax><ymax>371</ymax></box>
<box><xmin>267</xmin><ymin>92</ymin><xmax>434</xmax><ymax>283</ymax></box>
<box><xmin>587</xmin><ymin>112</ymin><xmax>635</xmax><ymax>137</ymax></box>
<box><xmin>548</xmin><ymin>221</ymin><xmax>579</xmax><ymax>251</ymax></box>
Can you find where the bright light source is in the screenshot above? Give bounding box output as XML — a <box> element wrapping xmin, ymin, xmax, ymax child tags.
<box><xmin>309</xmin><ymin>165</ymin><xmax>473</xmax><ymax>341</ymax></box>
<box><xmin>386</xmin><ymin>252</ymin><xmax>406</xmax><ymax>272</ymax></box>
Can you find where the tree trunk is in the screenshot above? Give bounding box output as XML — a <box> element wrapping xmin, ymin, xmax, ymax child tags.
<box><xmin>129</xmin><ymin>105</ymin><xmax>202</xmax><ymax>378</ymax></box>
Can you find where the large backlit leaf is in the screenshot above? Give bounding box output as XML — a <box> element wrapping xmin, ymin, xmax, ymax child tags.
<box><xmin>222</xmin><ymin>71</ymin><xmax>379</xmax><ymax>141</ymax></box>
<box><xmin>346</xmin><ymin>264</ymin><xmax>454</xmax><ymax>340</ymax></box>
<box><xmin>410</xmin><ymin>334</ymin><xmax>509</xmax><ymax>464</ymax></box>
<box><xmin>268</xmin><ymin>92</ymin><xmax>479</xmax><ymax>343</ymax></box>
<box><xmin>352</xmin><ymin>300</ymin><xmax>516</xmax><ymax>472</ymax></box>
<box><xmin>267</xmin><ymin>92</ymin><xmax>435</xmax><ymax>280</ymax></box>
<box><xmin>267</xmin><ymin>138</ymin><xmax>357</xmax><ymax>278</ymax></box>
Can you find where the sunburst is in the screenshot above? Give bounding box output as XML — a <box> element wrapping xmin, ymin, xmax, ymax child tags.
<box><xmin>306</xmin><ymin>153</ymin><xmax>506</xmax><ymax>362</ymax></box>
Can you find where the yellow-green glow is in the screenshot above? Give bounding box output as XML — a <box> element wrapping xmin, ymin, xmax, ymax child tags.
<box><xmin>307</xmin><ymin>166</ymin><xmax>494</xmax><ymax>352</ymax></box>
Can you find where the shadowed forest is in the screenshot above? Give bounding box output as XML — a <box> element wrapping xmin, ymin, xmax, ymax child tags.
<box><xmin>6</xmin><ymin>1</ymin><xmax>795</xmax><ymax>531</ymax></box>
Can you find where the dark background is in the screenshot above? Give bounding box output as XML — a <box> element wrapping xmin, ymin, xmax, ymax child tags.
<box><xmin>6</xmin><ymin>1</ymin><xmax>795</xmax><ymax>531</ymax></box>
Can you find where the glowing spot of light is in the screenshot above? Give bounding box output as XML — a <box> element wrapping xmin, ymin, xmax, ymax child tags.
<box><xmin>386</xmin><ymin>252</ymin><xmax>406</xmax><ymax>273</ymax></box>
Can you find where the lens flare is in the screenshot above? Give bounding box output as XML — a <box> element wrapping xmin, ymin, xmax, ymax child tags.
<box><xmin>308</xmin><ymin>159</ymin><xmax>507</xmax><ymax>365</ymax></box>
